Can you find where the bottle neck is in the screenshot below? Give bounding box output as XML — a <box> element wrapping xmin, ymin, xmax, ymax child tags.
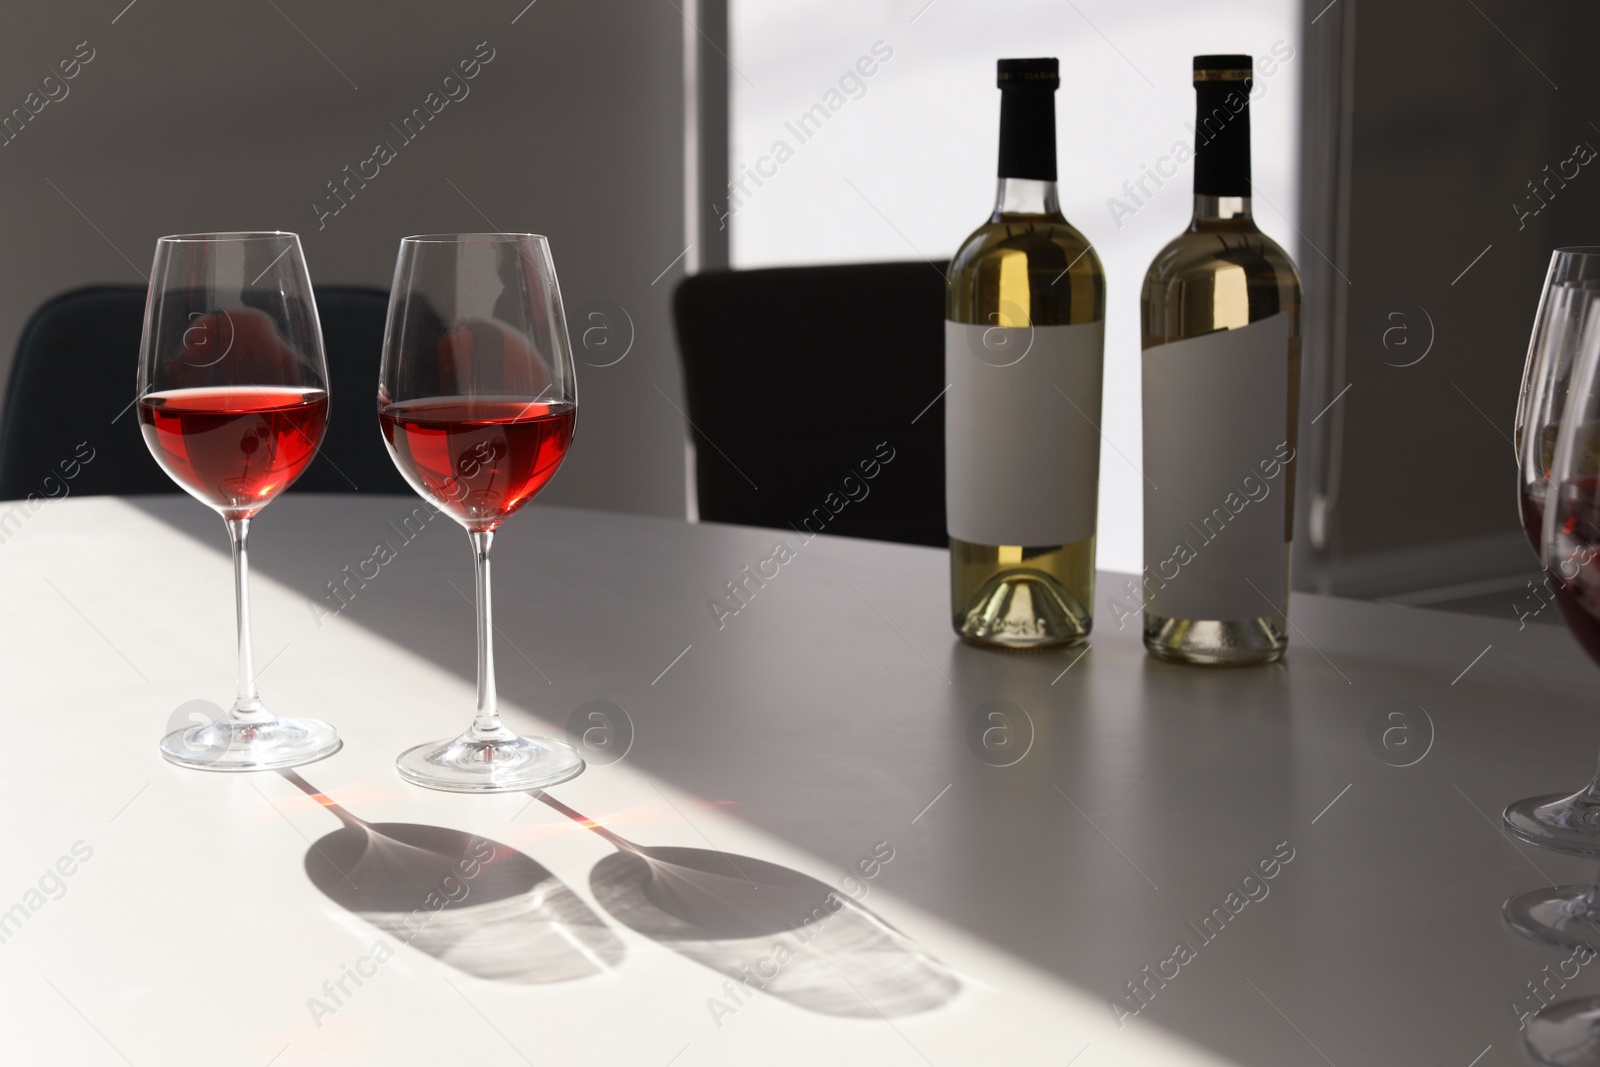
<box><xmin>1192</xmin><ymin>81</ymin><xmax>1252</xmax><ymax>204</ymax></box>
<box><xmin>997</xmin><ymin>87</ymin><xmax>1057</xmax><ymax>184</ymax></box>
<box><xmin>993</xmin><ymin>177</ymin><xmax>1061</xmax><ymax>218</ymax></box>
<box><xmin>1192</xmin><ymin>193</ymin><xmax>1254</xmax><ymax>227</ymax></box>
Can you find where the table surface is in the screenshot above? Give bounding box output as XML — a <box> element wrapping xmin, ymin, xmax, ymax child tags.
<box><xmin>0</xmin><ymin>493</ymin><xmax>1587</xmax><ymax>1066</ymax></box>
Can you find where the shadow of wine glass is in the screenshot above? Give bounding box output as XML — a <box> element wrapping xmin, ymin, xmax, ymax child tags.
<box><xmin>537</xmin><ymin>792</ymin><xmax>959</xmax><ymax>1017</ymax></box>
<box><xmin>286</xmin><ymin>771</ymin><xmax>624</xmax><ymax>984</ymax></box>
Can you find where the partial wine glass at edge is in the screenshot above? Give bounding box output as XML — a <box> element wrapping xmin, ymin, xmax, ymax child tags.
<box><xmin>1501</xmin><ymin>265</ymin><xmax>1600</xmax><ymax>1067</ymax></box>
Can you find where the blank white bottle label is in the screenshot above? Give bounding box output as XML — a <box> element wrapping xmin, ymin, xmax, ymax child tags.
<box><xmin>1141</xmin><ymin>312</ymin><xmax>1292</xmax><ymax>621</ymax></box>
<box><xmin>945</xmin><ymin>319</ymin><xmax>1104</xmax><ymax>546</ymax></box>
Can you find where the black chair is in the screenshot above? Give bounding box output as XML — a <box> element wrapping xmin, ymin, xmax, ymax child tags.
<box><xmin>672</xmin><ymin>262</ymin><xmax>946</xmax><ymax>548</ymax></box>
<box><xmin>0</xmin><ymin>285</ymin><xmax>412</xmax><ymax>500</ymax></box>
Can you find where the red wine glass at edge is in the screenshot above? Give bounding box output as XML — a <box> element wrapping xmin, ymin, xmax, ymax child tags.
<box><xmin>1507</xmin><ymin>265</ymin><xmax>1600</xmax><ymax>853</ymax></box>
<box><xmin>1502</xmin><ymin>294</ymin><xmax>1600</xmax><ymax>1067</ymax></box>
<box><xmin>378</xmin><ymin>233</ymin><xmax>584</xmax><ymax>793</ymax></box>
<box><xmin>138</xmin><ymin>232</ymin><xmax>341</xmax><ymax>770</ymax></box>
<box><xmin>1507</xmin><ymin>288</ymin><xmax>1600</xmax><ymax>846</ymax></box>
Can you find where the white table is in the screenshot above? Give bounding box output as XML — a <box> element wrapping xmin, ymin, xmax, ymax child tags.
<box><xmin>0</xmin><ymin>494</ymin><xmax>1585</xmax><ymax>1066</ymax></box>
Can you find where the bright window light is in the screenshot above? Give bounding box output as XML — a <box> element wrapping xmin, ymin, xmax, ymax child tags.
<box><xmin>729</xmin><ymin>0</ymin><xmax>1302</xmax><ymax>574</ymax></box>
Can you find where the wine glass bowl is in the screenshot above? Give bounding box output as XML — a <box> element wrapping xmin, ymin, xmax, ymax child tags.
<box><xmin>1517</xmin><ymin>269</ymin><xmax>1600</xmax><ymax>557</ymax></box>
<box><xmin>378</xmin><ymin>396</ymin><xmax>574</xmax><ymax>532</ymax></box>
<box><xmin>139</xmin><ymin>385</ymin><xmax>327</xmax><ymax>519</ymax></box>
<box><xmin>138</xmin><ymin>232</ymin><xmax>340</xmax><ymax>771</ymax></box>
<box><xmin>379</xmin><ymin>233</ymin><xmax>584</xmax><ymax>793</ymax></box>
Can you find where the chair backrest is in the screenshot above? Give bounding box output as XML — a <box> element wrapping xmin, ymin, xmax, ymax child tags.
<box><xmin>0</xmin><ymin>285</ymin><xmax>412</xmax><ymax>501</ymax></box>
<box><xmin>672</xmin><ymin>262</ymin><xmax>946</xmax><ymax>548</ymax></box>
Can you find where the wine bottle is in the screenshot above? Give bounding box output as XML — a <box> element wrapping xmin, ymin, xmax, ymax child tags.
<box><xmin>1138</xmin><ymin>54</ymin><xmax>1302</xmax><ymax>666</ymax></box>
<box><xmin>946</xmin><ymin>57</ymin><xmax>1105</xmax><ymax>651</ymax></box>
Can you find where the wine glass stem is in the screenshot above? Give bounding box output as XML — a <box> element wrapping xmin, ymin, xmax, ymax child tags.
<box><xmin>469</xmin><ymin>529</ymin><xmax>505</xmax><ymax>739</ymax></box>
<box><xmin>226</xmin><ymin>517</ymin><xmax>267</xmax><ymax>723</ymax></box>
<box><xmin>1580</xmin><ymin>750</ymin><xmax>1600</xmax><ymax>802</ymax></box>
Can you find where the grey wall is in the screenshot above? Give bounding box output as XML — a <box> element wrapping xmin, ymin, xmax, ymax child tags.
<box><xmin>1300</xmin><ymin>0</ymin><xmax>1600</xmax><ymax>595</ymax></box>
<box><xmin>0</xmin><ymin>0</ymin><xmax>688</xmax><ymax>518</ymax></box>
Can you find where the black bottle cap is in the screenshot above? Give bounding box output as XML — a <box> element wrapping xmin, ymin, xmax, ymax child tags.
<box><xmin>995</xmin><ymin>58</ymin><xmax>1057</xmax><ymax>180</ymax></box>
<box><xmin>1193</xmin><ymin>54</ymin><xmax>1253</xmax><ymax>84</ymax></box>
<box><xmin>997</xmin><ymin>58</ymin><xmax>1059</xmax><ymax>91</ymax></box>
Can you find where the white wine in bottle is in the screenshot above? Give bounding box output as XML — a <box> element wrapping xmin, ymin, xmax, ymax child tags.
<box><xmin>1139</xmin><ymin>54</ymin><xmax>1302</xmax><ymax>666</ymax></box>
<box><xmin>946</xmin><ymin>57</ymin><xmax>1105</xmax><ymax>651</ymax></box>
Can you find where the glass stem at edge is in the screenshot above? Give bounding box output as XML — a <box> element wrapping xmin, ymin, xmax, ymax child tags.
<box><xmin>1570</xmin><ymin>755</ymin><xmax>1600</xmax><ymax>918</ymax></box>
<box><xmin>226</xmin><ymin>517</ymin><xmax>270</xmax><ymax>724</ymax></box>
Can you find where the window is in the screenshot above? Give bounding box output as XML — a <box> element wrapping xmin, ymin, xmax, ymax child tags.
<box><xmin>729</xmin><ymin>0</ymin><xmax>1301</xmax><ymax>571</ymax></box>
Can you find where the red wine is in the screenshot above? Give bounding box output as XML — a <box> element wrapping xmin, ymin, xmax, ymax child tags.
<box><xmin>1551</xmin><ymin>477</ymin><xmax>1600</xmax><ymax>663</ymax></box>
<box><xmin>1517</xmin><ymin>485</ymin><xmax>1600</xmax><ymax>649</ymax></box>
<box><xmin>379</xmin><ymin>396</ymin><xmax>575</xmax><ymax>530</ymax></box>
<box><xmin>1550</xmin><ymin>582</ymin><xmax>1600</xmax><ymax>661</ymax></box>
<box><xmin>1521</xmin><ymin>486</ymin><xmax>1545</xmax><ymax>554</ymax></box>
<box><xmin>139</xmin><ymin>386</ymin><xmax>327</xmax><ymax>518</ymax></box>
<box><xmin>1519</xmin><ymin>488</ymin><xmax>1568</xmax><ymax>621</ymax></box>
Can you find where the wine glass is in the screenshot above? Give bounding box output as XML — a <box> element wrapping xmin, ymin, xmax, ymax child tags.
<box><xmin>1518</xmin><ymin>306</ymin><xmax>1600</xmax><ymax>1063</ymax></box>
<box><xmin>378</xmin><ymin>233</ymin><xmax>584</xmax><ymax>793</ymax></box>
<box><xmin>140</xmin><ymin>232</ymin><xmax>341</xmax><ymax>770</ymax></box>
<box><xmin>1506</xmin><ymin>259</ymin><xmax>1600</xmax><ymax>947</ymax></box>
<box><xmin>1507</xmin><ymin>254</ymin><xmax>1600</xmax><ymax>852</ymax></box>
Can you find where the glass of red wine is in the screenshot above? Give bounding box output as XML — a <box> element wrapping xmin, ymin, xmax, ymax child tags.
<box><xmin>1507</xmin><ymin>253</ymin><xmax>1600</xmax><ymax>854</ymax></box>
<box><xmin>1516</xmin><ymin>305</ymin><xmax>1600</xmax><ymax>1063</ymax></box>
<box><xmin>1504</xmin><ymin>283</ymin><xmax>1600</xmax><ymax>954</ymax></box>
<box><xmin>139</xmin><ymin>232</ymin><xmax>341</xmax><ymax>770</ymax></box>
<box><xmin>379</xmin><ymin>233</ymin><xmax>584</xmax><ymax>793</ymax></box>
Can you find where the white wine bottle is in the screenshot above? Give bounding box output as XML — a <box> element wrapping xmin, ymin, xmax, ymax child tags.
<box><xmin>1139</xmin><ymin>54</ymin><xmax>1302</xmax><ymax>666</ymax></box>
<box><xmin>946</xmin><ymin>57</ymin><xmax>1105</xmax><ymax>651</ymax></box>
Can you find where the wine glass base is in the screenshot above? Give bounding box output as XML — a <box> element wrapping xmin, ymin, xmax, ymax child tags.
<box><xmin>395</xmin><ymin>731</ymin><xmax>584</xmax><ymax>794</ymax></box>
<box><xmin>159</xmin><ymin>718</ymin><xmax>342</xmax><ymax>772</ymax></box>
<box><xmin>1528</xmin><ymin>996</ymin><xmax>1600</xmax><ymax>1065</ymax></box>
<box><xmin>1506</xmin><ymin>791</ymin><xmax>1600</xmax><ymax>857</ymax></box>
<box><xmin>1506</xmin><ymin>885</ymin><xmax>1600</xmax><ymax>950</ymax></box>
